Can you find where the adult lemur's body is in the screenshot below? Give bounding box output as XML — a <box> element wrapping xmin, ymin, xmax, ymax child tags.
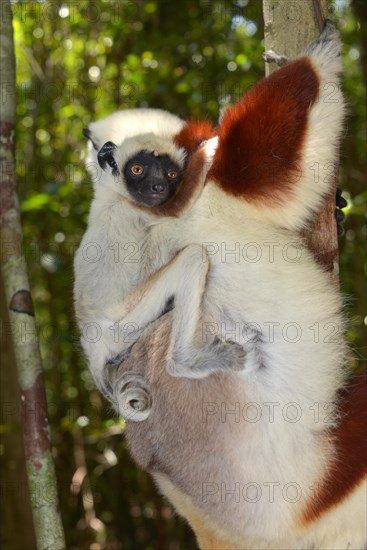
<box><xmin>74</xmin><ymin>24</ymin><xmax>367</xmax><ymax>549</ymax></box>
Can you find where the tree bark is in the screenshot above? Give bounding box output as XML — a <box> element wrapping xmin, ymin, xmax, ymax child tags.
<box><xmin>0</xmin><ymin>1</ymin><xmax>66</xmax><ymax>548</ymax></box>
<box><xmin>263</xmin><ymin>0</ymin><xmax>340</xmax><ymax>280</ymax></box>
<box><xmin>0</xmin><ymin>271</ymin><xmax>36</xmax><ymax>550</ymax></box>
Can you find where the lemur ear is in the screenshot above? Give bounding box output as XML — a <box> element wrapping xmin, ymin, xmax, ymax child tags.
<box><xmin>209</xmin><ymin>57</ymin><xmax>320</xmax><ymax>205</ymax></box>
<box><xmin>97</xmin><ymin>141</ymin><xmax>120</xmax><ymax>176</ymax></box>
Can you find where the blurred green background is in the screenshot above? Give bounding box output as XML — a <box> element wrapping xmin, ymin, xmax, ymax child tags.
<box><xmin>1</xmin><ymin>1</ymin><xmax>366</xmax><ymax>549</ymax></box>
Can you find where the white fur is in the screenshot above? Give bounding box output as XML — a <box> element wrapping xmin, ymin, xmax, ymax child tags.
<box><xmin>156</xmin><ymin>472</ymin><xmax>367</xmax><ymax>550</ymax></box>
<box><xmin>74</xmin><ymin>32</ymin><xmax>366</xmax><ymax>550</ymax></box>
<box><xmin>86</xmin><ymin>107</ymin><xmax>185</xmax><ymax>155</ymax></box>
<box><xmin>84</xmin><ymin>108</ymin><xmax>186</xmax><ymax>193</ymax></box>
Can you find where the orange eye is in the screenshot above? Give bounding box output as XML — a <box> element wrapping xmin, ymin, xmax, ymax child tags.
<box><xmin>131</xmin><ymin>164</ymin><xmax>144</xmax><ymax>175</ymax></box>
<box><xmin>167</xmin><ymin>170</ymin><xmax>178</xmax><ymax>179</ymax></box>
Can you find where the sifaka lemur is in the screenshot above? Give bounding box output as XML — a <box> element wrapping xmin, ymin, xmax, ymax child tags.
<box><xmin>74</xmin><ymin>23</ymin><xmax>366</xmax><ymax>550</ymax></box>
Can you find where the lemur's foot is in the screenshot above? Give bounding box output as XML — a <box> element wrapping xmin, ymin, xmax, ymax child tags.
<box><xmin>167</xmin><ymin>337</ymin><xmax>246</xmax><ymax>379</ymax></box>
<box><xmin>223</xmin><ymin>339</ymin><xmax>248</xmax><ymax>370</ymax></box>
<box><xmin>336</xmin><ymin>188</ymin><xmax>347</xmax><ymax>236</ymax></box>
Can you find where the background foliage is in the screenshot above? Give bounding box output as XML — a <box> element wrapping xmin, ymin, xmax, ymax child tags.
<box><xmin>1</xmin><ymin>1</ymin><xmax>366</xmax><ymax>549</ymax></box>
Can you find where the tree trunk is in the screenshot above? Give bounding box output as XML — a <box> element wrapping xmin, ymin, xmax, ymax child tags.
<box><xmin>0</xmin><ymin>1</ymin><xmax>66</xmax><ymax>548</ymax></box>
<box><xmin>0</xmin><ymin>271</ymin><xmax>37</xmax><ymax>550</ymax></box>
<box><xmin>263</xmin><ymin>0</ymin><xmax>340</xmax><ymax>280</ymax></box>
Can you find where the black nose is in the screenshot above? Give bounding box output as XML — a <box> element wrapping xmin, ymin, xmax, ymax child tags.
<box><xmin>151</xmin><ymin>183</ymin><xmax>165</xmax><ymax>194</ymax></box>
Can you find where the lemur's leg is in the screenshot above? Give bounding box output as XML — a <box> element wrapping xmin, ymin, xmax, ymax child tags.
<box><xmin>106</xmin><ymin>244</ymin><xmax>245</xmax><ymax>379</ymax></box>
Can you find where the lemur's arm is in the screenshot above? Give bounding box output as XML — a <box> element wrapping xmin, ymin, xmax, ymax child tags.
<box><xmin>262</xmin><ymin>49</ymin><xmax>289</xmax><ymax>67</ymax></box>
<box><xmin>263</xmin><ymin>24</ymin><xmax>347</xmax><ymax>237</ymax></box>
<box><xmin>105</xmin><ymin>244</ymin><xmax>245</xmax><ymax>380</ymax></box>
<box><xmin>209</xmin><ymin>21</ymin><xmax>345</xmax><ymax>231</ymax></box>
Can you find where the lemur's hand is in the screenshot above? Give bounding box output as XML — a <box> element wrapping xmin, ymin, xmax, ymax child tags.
<box><xmin>336</xmin><ymin>188</ymin><xmax>347</xmax><ymax>236</ymax></box>
<box><xmin>263</xmin><ymin>50</ymin><xmax>289</xmax><ymax>67</ymax></box>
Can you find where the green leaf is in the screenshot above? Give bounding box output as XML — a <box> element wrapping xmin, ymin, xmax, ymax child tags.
<box><xmin>21</xmin><ymin>193</ymin><xmax>52</xmax><ymax>211</ymax></box>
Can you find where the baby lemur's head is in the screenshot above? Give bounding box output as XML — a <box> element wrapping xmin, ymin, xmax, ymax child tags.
<box><xmin>83</xmin><ymin>108</ymin><xmax>217</xmax><ymax>217</ymax></box>
<box><xmin>96</xmin><ymin>134</ymin><xmax>185</xmax><ymax>208</ymax></box>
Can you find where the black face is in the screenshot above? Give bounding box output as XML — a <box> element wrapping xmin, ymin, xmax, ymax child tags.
<box><xmin>123</xmin><ymin>151</ymin><xmax>183</xmax><ymax>207</ymax></box>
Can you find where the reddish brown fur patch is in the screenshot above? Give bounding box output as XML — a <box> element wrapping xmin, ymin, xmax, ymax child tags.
<box><xmin>303</xmin><ymin>369</ymin><xmax>367</xmax><ymax>523</ymax></box>
<box><xmin>174</xmin><ymin>120</ymin><xmax>217</xmax><ymax>155</ymax></box>
<box><xmin>152</xmin><ymin>147</ymin><xmax>207</xmax><ymax>217</ymax></box>
<box><xmin>134</xmin><ymin>121</ymin><xmax>216</xmax><ymax>218</ymax></box>
<box><xmin>209</xmin><ymin>57</ymin><xmax>320</xmax><ymax>204</ymax></box>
